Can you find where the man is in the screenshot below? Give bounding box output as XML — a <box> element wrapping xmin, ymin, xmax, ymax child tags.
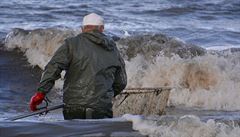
<box><xmin>29</xmin><ymin>13</ymin><xmax>127</xmax><ymax>119</ymax></box>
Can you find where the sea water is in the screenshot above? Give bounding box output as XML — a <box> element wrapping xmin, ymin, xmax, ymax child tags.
<box><xmin>0</xmin><ymin>0</ymin><xmax>240</xmax><ymax>137</ymax></box>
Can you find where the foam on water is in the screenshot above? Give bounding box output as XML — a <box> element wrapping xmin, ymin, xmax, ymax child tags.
<box><xmin>4</xmin><ymin>28</ymin><xmax>79</xmax><ymax>69</ymax></box>
<box><xmin>123</xmin><ymin>114</ymin><xmax>240</xmax><ymax>137</ymax></box>
<box><xmin>206</xmin><ymin>45</ymin><xmax>240</xmax><ymax>51</ymax></box>
<box><xmin>129</xmin><ymin>54</ymin><xmax>240</xmax><ymax>111</ymax></box>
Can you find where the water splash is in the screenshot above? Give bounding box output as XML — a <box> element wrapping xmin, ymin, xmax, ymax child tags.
<box><xmin>4</xmin><ymin>28</ymin><xmax>240</xmax><ymax>111</ymax></box>
<box><xmin>123</xmin><ymin>114</ymin><xmax>240</xmax><ymax>137</ymax></box>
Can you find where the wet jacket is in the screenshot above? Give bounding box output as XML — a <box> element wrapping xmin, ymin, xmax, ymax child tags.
<box><xmin>38</xmin><ymin>31</ymin><xmax>127</xmax><ymax>112</ymax></box>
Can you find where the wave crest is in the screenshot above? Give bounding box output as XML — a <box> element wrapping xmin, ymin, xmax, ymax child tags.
<box><xmin>3</xmin><ymin>28</ymin><xmax>240</xmax><ymax>110</ymax></box>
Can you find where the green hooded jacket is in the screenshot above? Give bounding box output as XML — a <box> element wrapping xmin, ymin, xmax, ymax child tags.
<box><xmin>38</xmin><ymin>31</ymin><xmax>127</xmax><ymax>112</ymax></box>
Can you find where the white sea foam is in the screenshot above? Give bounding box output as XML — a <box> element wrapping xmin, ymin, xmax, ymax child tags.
<box><xmin>4</xmin><ymin>28</ymin><xmax>79</xmax><ymax>69</ymax></box>
<box><xmin>123</xmin><ymin>114</ymin><xmax>240</xmax><ymax>137</ymax></box>
<box><xmin>127</xmin><ymin>53</ymin><xmax>240</xmax><ymax>111</ymax></box>
<box><xmin>4</xmin><ymin>28</ymin><xmax>79</xmax><ymax>89</ymax></box>
<box><xmin>206</xmin><ymin>45</ymin><xmax>240</xmax><ymax>51</ymax></box>
<box><xmin>4</xmin><ymin>28</ymin><xmax>240</xmax><ymax>111</ymax></box>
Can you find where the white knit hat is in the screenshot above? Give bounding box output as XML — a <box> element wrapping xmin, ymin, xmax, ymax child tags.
<box><xmin>82</xmin><ymin>13</ymin><xmax>104</xmax><ymax>26</ymax></box>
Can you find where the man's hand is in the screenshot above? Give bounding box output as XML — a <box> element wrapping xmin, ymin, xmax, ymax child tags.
<box><xmin>29</xmin><ymin>92</ymin><xmax>45</xmax><ymax>111</ymax></box>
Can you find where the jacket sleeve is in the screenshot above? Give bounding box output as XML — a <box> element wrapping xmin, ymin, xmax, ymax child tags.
<box><xmin>113</xmin><ymin>56</ymin><xmax>127</xmax><ymax>96</ymax></box>
<box><xmin>37</xmin><ymin>41</ymin><xmax>71</xmax><ymax>94</ymax></box>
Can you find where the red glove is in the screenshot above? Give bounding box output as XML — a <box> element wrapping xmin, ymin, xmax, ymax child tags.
<box><xmin>29</xmin><ymin>92</ymin><xmax>45</xmax><ymax>111</ymax></box>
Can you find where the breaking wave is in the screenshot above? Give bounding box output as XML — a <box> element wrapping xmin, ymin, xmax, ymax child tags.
<box><xmin>123</xmin><ymin>114</ymin><xmax>240</xmax><ymax>137</ymax></box>
<box><xmin>4</xmin><ymin>28</ymin><xmax>240</xmax><ymax>111</ymax></box>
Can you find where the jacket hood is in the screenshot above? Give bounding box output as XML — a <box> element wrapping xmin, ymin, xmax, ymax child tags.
<box><xmin>82</xmin><ymin>31</ymin><xmax>115</xmax><ymax>51</ymax></box>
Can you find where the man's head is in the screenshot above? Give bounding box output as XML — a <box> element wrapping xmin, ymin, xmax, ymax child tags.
<box><xmin>82</xmin><ymin>13</ymin><xmax>104</xmax><ymax>33</ymax></box>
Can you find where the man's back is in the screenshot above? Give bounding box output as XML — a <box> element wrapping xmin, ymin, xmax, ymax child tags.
<box><xmin>37</xmin><ymin>31</ymin><xmax>127</xmax><ymax>118</ymax></box>
<box><xmin>63</xmin><ymin>31</ymin><xmax>126</xmax><ymax>110</ymax></box>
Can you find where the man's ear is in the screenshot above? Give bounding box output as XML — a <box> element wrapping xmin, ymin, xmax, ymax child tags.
<box><xmin>99</xmin><ymin>25</ymin><xmax>104</xmax><ymax>32</ymax></box>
